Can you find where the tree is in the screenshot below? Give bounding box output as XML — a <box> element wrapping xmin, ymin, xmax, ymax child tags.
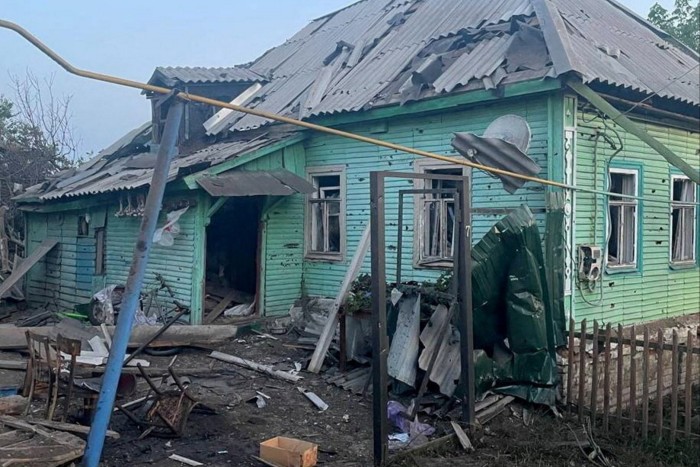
<box><xmin>0</xmin><ymin>72</ymin><xmax>80</xmax><ymax>254</ymax></box>
<box><xmin>648</xmin><ymin>0</ymin><xmax>700</xmax><ymax>53</ymax></box>
<box><xmin>0</xmin><ymin>72</ymin><xmax>79</xmax><ymax>209</ymax></box>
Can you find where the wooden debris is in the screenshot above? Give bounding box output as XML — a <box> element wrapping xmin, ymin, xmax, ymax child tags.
<box><xmin>251</xmin><ymin>329</ymin><xmax>279</xmax><ymax>341</ymax></box>
<box><xmin>169</xmin><ymin>453</ymin><xmax>204</xmax><ymax>466</ymax></box>
<box><xmin>308</xmin><ymin>223</ymin><xmax>370</xmax><ymax>373</ymax></box>
<box><xmin>0</xmin><ymin>238</ymin><xmax>58</xmax><ymax>298</ymax></box>
<box><xmin>476</xmin><ymin>396</ymin><xmax>515</xmax><ymax>425</ymax></box>
<box><xmin>0</xmin><ymin>360</ymin><xmax>26</xmax><ymax>371</ymax></box>
<box><xmin>298</xmin><ymin>388</ymin><xmax>329</xmax><ymax>411</ymax></box>
<box><xmin>450</xmin><ymin>421</ymin><xmax>474</xmax><ymax>452</ymax></box>
<box><xmin>209</xmin><ymin>351</ymin><xmax>302</xmax><ymax>383</ymax></box>
<box><xmin>0</xmin><ymin>416</ymin><xmax>119</xmax><ymax>439</ymax></box>
<box><xmin>204</xmin><ymin>289</ymin><xmax>252</xmax><ymax>324</ymax></box>
<box><xmin>0</xmin><ymin>324</ymin><xmax>239</xmax><ymax>350</ymax></box>
<box><xmin>0</xmin><ymin>396</ymin><xmax>26</xmax><ymax>415</ymax></box>
<box><xmin>0</xmin><ymin>416</ymin><xmax>85</xmax><ymax>467</ymax></box>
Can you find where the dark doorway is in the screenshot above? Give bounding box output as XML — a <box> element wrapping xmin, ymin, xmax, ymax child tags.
<box><xmin>206</xmin><ymin>197</ymin><xmax>264</xmax><ymax>296</ymax></box>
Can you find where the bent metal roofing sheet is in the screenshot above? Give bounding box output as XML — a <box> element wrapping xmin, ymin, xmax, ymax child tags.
<box><xmin>18</xmin><ymin>0</ymin><xmax>699</xmax><ymax>202</ymax></box>
<box><xmin>206</xmin><ymin>0</ymin><xmax>698</xmax><ymax>135</ymax></box>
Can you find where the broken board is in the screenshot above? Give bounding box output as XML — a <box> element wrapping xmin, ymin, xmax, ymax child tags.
<box><xmin>0</xmin><ymin>239</ymin><xmax>58</xmax><ymax>299</ymax></box>
<box><xmin>0</xmin><ymin>324</ymin><xmax>239</xmax><ymax>351</ymax></box>
<box><xmin>0</xmin><ymin>416</ymin><xmax>85</xmax><ymax>466</ymax></box>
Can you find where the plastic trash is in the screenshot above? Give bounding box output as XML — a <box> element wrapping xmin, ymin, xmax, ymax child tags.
<box><xmin>153</xmin><ymin>207</ymin><xmax>188</xmax><ymax>247</ymax></box>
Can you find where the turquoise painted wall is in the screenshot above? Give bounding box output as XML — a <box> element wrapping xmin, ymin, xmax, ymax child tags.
<box><xmin>25</xmin><ymin>209</ymin><xmax>101</xmax><ymax>310</ymax></box>
<box><xmin>24</xmin><ymin>192</ymin><xmax>201</xmax><ymax>319</ymax></box>
<box><xmin>296</xmin><ymin>95</ymin><xmax>552</xmax><ymax>299</ymax></box>
<box><xmin>235</xmin><ymin>145</ymin><xmax>307</xmax><ymax>316</ymax></box>
<box><xmin>572</xmin><ymin>107</ymin><xmax>700</xmax><ymax>324</ymax></box>
<box><xmin>104</xmin><ymin>195</ymin><xmax>199</xmax><ymax>320</ymax></box>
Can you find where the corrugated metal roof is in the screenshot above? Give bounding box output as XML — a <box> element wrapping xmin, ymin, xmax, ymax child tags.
<box><xmin>433</xmin><ymin>34</ymin><xmax>514</xmax><ymax>93</ymax></box>
<box><xmin>18</xmin><ymin>125</ymin><xmax>302</xmax><ymax>202</ymax></box>
<box><xmin>205</xmin><ymin>0</ymin><xmax>697</xmax><ymax>135</ymax></box>
<box><xmin>150</xmin><ymin>66</ymin><xmax>265</xmax><ymax>86</ymax></box>
<box><xmin>549</xmin><ymin>0</ymin><xmax>699</xmax><ymax>104</ymax></box>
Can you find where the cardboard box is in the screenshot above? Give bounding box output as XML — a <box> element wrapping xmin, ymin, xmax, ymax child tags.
<box><xmin>259</xmin><ymin>436</ymin><xmax>318</xmax><ymax>467</ymax></box>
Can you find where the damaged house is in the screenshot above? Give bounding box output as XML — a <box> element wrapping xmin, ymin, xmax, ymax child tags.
<box><xmin>13</xmin><ymin>0</ymin><xmax>699</xmax><ymax>328</ymax></box>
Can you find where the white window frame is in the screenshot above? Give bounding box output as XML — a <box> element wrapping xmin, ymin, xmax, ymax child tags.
<box><xmin>607</xmin><ymin>168</ymin><xmax>639</xmax><ymax>269</ymax></box>
<box><xmin>413</xmin><ymin>159</ymin><xmax>469</xmax><ymax>268</ymax></box>
<box><xmin>670</xmin><ymin>175</ymin><xmax>697</xmax><ymax>265</ymax></box>
<box><xmin>305</xmin><ymin>166</ymin><xmax>346</xmax><ymax>261</ymax></box>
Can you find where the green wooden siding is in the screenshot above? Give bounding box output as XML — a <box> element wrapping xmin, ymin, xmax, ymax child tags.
<box><xmin>299</xmin><ymin>95</ymin><xmax>551</xmax><ymax>298</ymax></box>
<box><xmin>25</xmin><ymin>208</ymin><xmax>103</xmax><ymax>310</ymax></box>
<box><xmin>104</xmin><ymin>196</ymin><xmax>198</xmax><ymax>320</ymax></box>
<box><xmin>573</xmin><ymin>109</ymin><xmax>700</xmax><ymax>324</ymax></box>
<box><xmin>245</xmin><ymin>144</ymin><xmax>307</xmax><ymax>316</ymax></box>
<box><xmin>24</xmin><ymin>193</ymin><xmax>201</xmax><ymax>318</ymax></box>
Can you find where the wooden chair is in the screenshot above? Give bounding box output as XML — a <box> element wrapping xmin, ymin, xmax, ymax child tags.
<box><xmin>24</xmin><ymin>332</ymin><xmax>92</xmax><ymax>422</ymax></box>
<box><xmin>54</xmin><ymin>334</ymin><xmax>83</xmax><ymax>422</ymax></box>
<box><xmin>23</xmin><ymin>331</ymin><xmax>59</xmax><ymax>419</ymax></box>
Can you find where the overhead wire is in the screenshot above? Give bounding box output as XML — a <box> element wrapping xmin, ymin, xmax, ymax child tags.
<box><xmin>0</xmin><ymin>19</ymin><xmax>697</xmax><ymax>208</ymax></box>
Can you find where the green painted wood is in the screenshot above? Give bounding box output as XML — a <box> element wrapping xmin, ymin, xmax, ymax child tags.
<box><xmin>183</xmin><ymin>134</ymin><xmax>308</xmax><ymax>188</ymax></box>
<box><xmin>568</xmin><ymin>81</ymin><xmax>699</xmax><ymax>183</ymax></box>
<box><xmin>24</xmin><ymin>211</ymin><xmax>89</xmax><ymax>309</ymax></box>
<box><xmin>298</xmin><ymin>95</ymin><xmax>551</xmax><ymax>298</ymax></box>
<box><xmin>259</xmin><ymin>146</ymin><xmax>307</xmax><ymax>315</ymax></box>
<box><xmin>190</xmin><ymin>191</ymin><xmax>208</xmax><ymax>324</ymax></box>
<box><xmin>104</xmin><ymin>198</ymin><xmax>197</xmax><ymax>312</ymax></box>
<box><xmin>572</xmin><ymin>108</ymin><xmax>700</xmax><ymax>325</ymax></box>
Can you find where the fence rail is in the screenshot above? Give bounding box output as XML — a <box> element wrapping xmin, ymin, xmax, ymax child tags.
<box><xmin>566</xmin><ymin>319</ymin><xmax>700</xmax><ymax>442</ymax></box>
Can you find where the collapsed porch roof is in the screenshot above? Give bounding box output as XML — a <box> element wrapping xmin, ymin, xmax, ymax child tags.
<box><xmin>197</xmin><ymin>169</ymin><xmax>315</xmax><ymax>197</ymax></box>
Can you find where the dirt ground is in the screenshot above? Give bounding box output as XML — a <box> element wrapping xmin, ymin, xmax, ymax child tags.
<box><xmin>96</xmin><ymin>333</ymin><xmax>700</xmax><ymax>467</ymax></box>
<box><xmin>2</xmin><ymin>328</ymin><xmax>698</xmax><ymax>466</ymax></box>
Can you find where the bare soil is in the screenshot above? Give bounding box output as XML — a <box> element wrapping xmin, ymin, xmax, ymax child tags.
<box><xmin>2</xmin><ymin>329</ymin><xmax>698</xmax><ymax>466</ymax></box>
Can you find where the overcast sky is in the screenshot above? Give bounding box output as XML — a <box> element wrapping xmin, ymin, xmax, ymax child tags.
<box><xmin>0</xmin><ymin>0</ymin><xmax>676</xmax><ymax>157</ymax></box>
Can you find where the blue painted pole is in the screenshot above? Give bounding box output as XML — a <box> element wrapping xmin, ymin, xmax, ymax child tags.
<box><xmin>83</xmin><ymin>99</ymin><xmax>184</xmax><ymax>466</ymax></box>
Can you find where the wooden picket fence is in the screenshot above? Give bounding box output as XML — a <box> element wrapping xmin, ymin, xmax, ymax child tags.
<box><xmin>566</xmin><ymin>319</ymin><xmax>700</xmax><ymax>442</ymax></box>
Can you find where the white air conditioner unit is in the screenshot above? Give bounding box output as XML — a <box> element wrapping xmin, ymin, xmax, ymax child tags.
<box><xmin>578</xmin><ymin>245</ymin><xmax>602</xmax><ymax>283</ymax></box>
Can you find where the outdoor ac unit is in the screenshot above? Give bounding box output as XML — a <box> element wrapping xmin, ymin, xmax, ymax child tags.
<box><xmin>578</xmin><ymin>245</ymin><xmax>602</xmax><ymax>283</ymax></box>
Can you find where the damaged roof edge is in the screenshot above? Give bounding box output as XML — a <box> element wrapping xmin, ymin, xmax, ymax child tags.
<box><xmin>530</xmin><ymin>0</ymin><xmax>576</xmax><ymax>76</ymax></box>
<box><xmin>183</xmin><ymin>131</ymin><xmax>308</xmax><ymax>189</ymax></box>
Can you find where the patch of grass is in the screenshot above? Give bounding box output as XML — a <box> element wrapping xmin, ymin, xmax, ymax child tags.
<box><xmin>634</xmin><ymin>438</ymin><xmax>700</xmax><ymax>466</ymax></box>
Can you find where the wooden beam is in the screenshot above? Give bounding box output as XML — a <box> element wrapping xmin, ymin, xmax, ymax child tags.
<box><xmin>0</xmin><ymin>360</ymin><xmax>26</xmax><ymax>371</ymax></box>
<box><xmin>0</xmin><ymin>324</ymin><xmax>239</xmax><ymax>351</ymax></box>
<box><xmin>0</xmin><ymin>417</ymin><xmax>120</xmax><ymax>439</ymax></box>
<box><xmin>307</xmin><ymin>223</ymin><xmax>371</xmax><ymax>373</ymax></box>
<box><xmin>209</xmin><ymin>351</ymin><xmax>302</xmax><ymax>383</ymax></box>
<box><xmin>205</xmin><ymin>197</ymin><xmax>227</xmax><ymax>220</ymax></box>
<box><xmin>203</xmin><ymin>289</ymin><xmax>245</xmax><ymax>324</ymax></box>
<box><xmin>0</xmin><ymin>238</ymin><xmax>58</xmax><ymax>298</ymax></box>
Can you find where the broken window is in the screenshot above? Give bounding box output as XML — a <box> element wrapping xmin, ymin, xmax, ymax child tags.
<box><xmin>307</xmin><ymin>169</ymin><xmax>344</xmax><ymax>259</ymax></box>
<box><xmin>671</xmin><ymin>176</ymin><xmax>697</xmax><ymax>264</ymax></box>
<box><xmin>418</xmin><ymin>167</ymin><xmax>463</xmax><ymax>266</ymax></box>
<box><xmin>607</xmin><ymin>169</ymin><xmax>638</xmax><ymax>268</ymax></box>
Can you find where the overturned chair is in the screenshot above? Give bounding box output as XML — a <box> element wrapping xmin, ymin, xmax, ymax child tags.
<box><xmin>117</xmin><ymin>364</ymin><xmax>199</xmax><ymax>438</ymax></box>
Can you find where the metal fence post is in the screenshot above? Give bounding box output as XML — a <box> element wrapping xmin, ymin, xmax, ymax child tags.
<box><xmin>370</xmin><ymin>172</ymin><xmax>388</xmax><ymax>466</ymax></box>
